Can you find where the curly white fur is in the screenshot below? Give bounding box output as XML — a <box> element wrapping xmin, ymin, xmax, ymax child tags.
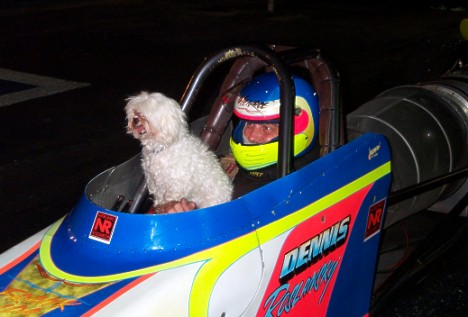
<box><xmin>125</xmin><ymin>91</ymin><xmax>232</xmax><ymax>209</ymax></box>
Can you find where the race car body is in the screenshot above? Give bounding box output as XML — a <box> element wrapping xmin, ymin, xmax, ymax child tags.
<box><xmin>1</xmin><ymin>44</ymin><xmax>466</xmax><ymax>316</ymax></box>
<box><xmin>0</xmin><ymin>132</ymin><xmax>391</xmax><ymax>316</ymax></box>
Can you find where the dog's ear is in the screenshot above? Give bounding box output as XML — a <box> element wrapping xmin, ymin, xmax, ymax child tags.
<box><xmin>152</xmin><ymin>95</ymin><xmax>188</xmax><ymax>144</ymax></box>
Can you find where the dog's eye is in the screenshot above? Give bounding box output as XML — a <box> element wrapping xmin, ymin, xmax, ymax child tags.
<box><xmin>132</xmin><ymin>117</ymin><xmax>140</xmax><ymax>125</ymax></box>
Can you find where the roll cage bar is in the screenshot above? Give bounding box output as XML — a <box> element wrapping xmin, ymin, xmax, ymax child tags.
<box><xmin>124</xmin><ymin>44</ymin><xmax>343</xmax><ymax>213</ymax></box>
<box><xmin>180</xmin><ymin>44</ymin><xmax>344</xmax><ymax>178</ymax></box>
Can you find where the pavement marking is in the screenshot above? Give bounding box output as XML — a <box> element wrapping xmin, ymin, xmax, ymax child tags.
<box><xmin>0</xmin><ymin>68</ymin><xmax>89</xmax><ymax>107</ymax></box>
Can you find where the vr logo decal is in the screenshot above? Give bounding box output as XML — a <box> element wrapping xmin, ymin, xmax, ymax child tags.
<box><xmin>89</xmin><ymin>212</ymin><xmax>118</xmax><ymax>244</ymax></box>
<box><xmin>365</xmin><ymin>198</ymin><xmax>386</xmax><ymax>240</ymax></box>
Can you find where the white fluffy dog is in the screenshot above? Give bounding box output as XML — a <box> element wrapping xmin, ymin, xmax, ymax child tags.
<box><xmin>125</xmin><ymin>91</ymin><xmax>232</xmax><ymax>211</ymax></box>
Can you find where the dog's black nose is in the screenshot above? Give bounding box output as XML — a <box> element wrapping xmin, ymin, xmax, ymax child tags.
<box><xmin>132</xmin><ymin>117</ymin><xmax>140</xmax><ymax>125</ymax></box>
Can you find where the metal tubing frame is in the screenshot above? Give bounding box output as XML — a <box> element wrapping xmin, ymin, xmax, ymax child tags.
<box><xmin>180</xmin><ymin>45</ymin><xmax>296</xmax><ymax>177</ymax></box>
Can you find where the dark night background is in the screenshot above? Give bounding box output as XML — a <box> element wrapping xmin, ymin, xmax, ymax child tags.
<box><xmin>0</xmin><ymin>1</ymin><xmax>467</xmax><ymax>315</ymax></box>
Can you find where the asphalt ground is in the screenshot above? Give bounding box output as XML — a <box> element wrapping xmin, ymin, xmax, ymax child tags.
<box><xmin>0</xmin><ymin>1</ymin><xmax>467</xmax><ymax>315</ymax></box>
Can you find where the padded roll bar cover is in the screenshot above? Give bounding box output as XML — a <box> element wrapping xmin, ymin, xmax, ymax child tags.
<box><xmin>201</xmin><ymin>56</ymin><xmax>267</xmax><ymax>151</ymax></box>
<box><xmin>271</xmin><ymin>46</ymin><xmax>344</xmax><ymax>156</ymax></box>
<box><xmin>300</xmin><ymin>57</ymin><xmax>344</xmax><ymax>156</ymax></box>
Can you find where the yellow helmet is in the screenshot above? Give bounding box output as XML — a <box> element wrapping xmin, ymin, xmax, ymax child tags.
<box><xmin>230</xmin><ymin>72</ymin><xmax>320</xmax><ymax>171</ymax></box>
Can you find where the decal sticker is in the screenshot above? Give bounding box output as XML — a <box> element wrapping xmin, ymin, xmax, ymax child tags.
<box><xmin>364</xmin><ymin>199</ymin><xmax>386</xmax><ymax>240</ymax></box>
<box><xmin>279</xmin><ymin>216</ymin><xmax>350</xmax><ymax>281</ymax></box>
<box><xmin>257</xmin><ymin>185</ymin><xmax>372</xmax><ymax>317</ymax></box>
<box><xmin>89</xmin><ymin>212</ymin><xmax>118</xmax><ymax>244</ymax></box>
<box><xmin>368</xmin><ymin>142</ymin><xmax>381</xmax><ymax>160</ymax></box>
<box><xmin>0</xmin><ymin>256</ymin><xmax>111</xmax><ymax>316</ymax></box>
<box><xmin>260</xmin><ymin>216</ymin><xmax>350</xmax><ymax>317</ymax></box>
